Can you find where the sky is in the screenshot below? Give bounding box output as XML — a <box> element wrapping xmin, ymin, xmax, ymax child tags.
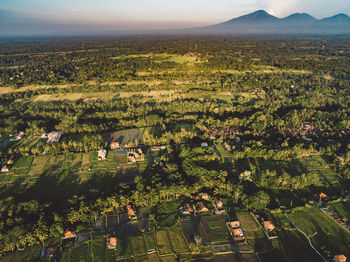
<box><xmin>1</xmin><ymin>0</ymin><xmax>350</xmax><ymax>29</ymax></box>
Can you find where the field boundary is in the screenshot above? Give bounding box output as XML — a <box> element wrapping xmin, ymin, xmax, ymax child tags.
<box><xmin>285</xmin><ymin>214</ymin><xmax>327</xmax><ymax>262</ymax></box>
<box><xmin>320</xmin><ymin>208</ymin><xmax>350</xmax><ymax>234</ymax></box>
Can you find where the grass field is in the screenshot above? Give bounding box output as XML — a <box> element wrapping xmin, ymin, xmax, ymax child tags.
<box><xmin>215</xmin><ymin>144</ymin><xmax>232</xmax><ymax>163</ymax></box>
<box><xmin>132</xmin><ymin>235</ymin><xmax>147</xmax><ymax>255</ymax></box>
<box><xmin>0</xmin><ymin>244</ymin><xmax>41</xmax><ymax>262</ymax></box>
<box><xmin>271</xmin><ymin>212</ymin><xmax>324</xmax><ymax>262</ymax></box>
<box><xmin>288</xmin><ymin>207</ymin><xmax>350</xmax><ymax>259</ymax></box>
<box><xmin>238</xmin><ymin>155</ymin><xmax>338</xmax><ymax>186</ymax></box>
<box><xmin>144</xmin><ymin>232</ymin><xmax>156</xmax><ymax>250</ymax></box>
<box><xmin>329</xmin><ymin>200</ymin><xmax>350</xmax><ymax>221</ymax></box>
<box><xmin>111</xmin><ymin>53</ymin><xmax>200</xmax><ymax>65</ymax></box>
<box><xmin>117</xmin><ymin>237</ymin><xmax>133</xmax><ymax>257</ymax></box>
<box><xmin>59</xmin><ymin>236</ymin><xmax>114</xmax><ymax>262</ymax></box>
<box><xmin>298</xmin><ymin>155</ymin><xmax>338</xmax><ymax>185</ymax></box>
<box><xmin>207</xmin><ymin>220</ymin><xmax>221</xmax><ymax>229</ymax></box>
<box><xmin>167</xmin><ymin>228</ymin><xmax>189</xmax><ymax>253</ymax></box>
<box><xmin>236</xmin><ymin>212</ymin><xmax>272</xmax><ymax>251</ymax></box>
<box><xmin>155</xmin><ymin>230</ymin><xmax>173</xmax><ymax>255</ymax></box>
<box><xmin>0</xmin><ymin>149</ymin><xmax>136</xmax><ymax>188</ymax></box>
<box><xmin>108</xmin><ymin>128</ymin><xmax>149</xmax><ymax>147</ymax></box>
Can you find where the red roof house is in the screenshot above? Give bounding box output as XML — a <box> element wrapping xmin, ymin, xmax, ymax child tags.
<box><xmin>264</xmin><ymin>221</ymin><xmax>275</xmax><ymax>231</ymax></box>
<box><xmin>108</xmin><ymin>237</ymin><xmax>118</xmax><ymax>249</ymax></box>
<box><xmin>127</xmin><ymin>205</ymin><xmax>136</xmax><ymax>218</ymax></box>
<box><xmin>320</xmin><ymin>193</ymin><xmax>328</xmax><ymax>199</ymax></box>
<box><xmin>232</xmin><ymin>228</ymin><xmax>244</xmax><ymax>237</ymax></box>
<box><xmin>333</xmin><ymin>254</ymin><xmax>347</xmax><ymax>262</ymax></box>
<box><xmin>198</xmin><ymin>202</ymin><xmax>208</xmax><ymax>212</ymax></box>
<box><xmin>230</xmin><ymin>221</ymin><xmax>240</xmax><ymax>228</ymax></box>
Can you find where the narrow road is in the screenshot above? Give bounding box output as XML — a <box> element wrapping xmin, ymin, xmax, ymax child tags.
<box><xmin>285</xmin><ymin>214</ymin><xmax>327</xmax><ymax>262</ymax></box>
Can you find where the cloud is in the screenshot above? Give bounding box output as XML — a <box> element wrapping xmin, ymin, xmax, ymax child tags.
<box><xmin>262</xmin><ymin>0</ymin><xmax>301</xmax><ymax>17</ymax></box>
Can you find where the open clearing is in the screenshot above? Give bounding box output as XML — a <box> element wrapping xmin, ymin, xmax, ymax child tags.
<box><xmin>33</xmin><ymin>92</ymin><xmax>116</xmax><ymax>102</ymax></box>
<box><xmin>155</xmin><ymin>230</ymin><xmax>173</xmax><ymax>255</ymax></box>
<box><xmin>271</xmin><ymin>212</ymin><xmax>324</xmax><ymax>262</ymax></box>
<box><xmin>236</xmin><ymin>212</ymin><xmax>272</xmax><ymax>251</ymax></box>
<box><xmin>329</xmin><ymin>200</ymin><xmax>350</xmax><ymax>221</ymax></box>
<box><xmin>111</xmin><ymin>53</ymin><xmax>201</xmax><ymax>64</ymax></box>
<box><xmin>288</xmin><ymin>207</ymin><xmax>350</xmax><ymax>259</ymax></box>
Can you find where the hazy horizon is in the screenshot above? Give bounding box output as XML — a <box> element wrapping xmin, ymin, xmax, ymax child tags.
<box><xmin>1</xmin><ymin>0</ymin><xmax>350</xmax><ymax>31</ymax></box>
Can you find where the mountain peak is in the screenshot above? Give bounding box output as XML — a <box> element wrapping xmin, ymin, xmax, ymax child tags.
<box><xmin>321</xmin><ymin>13</ymin><xmax>350</xmax><ymax>24</ymax></box>
<box><xmin>225</xmin><ymin>10</ymin><xmax>279</xmax><ymax>24</ymax></box>
<box><xmin>204</xmin><ymin>10</ymin><xmax>350</xmax><ymax>35</ymax></box>
<box><xmin>332</xmin><ymin>13</ymin><xmax>350</xmax><ymax>18</ymax></box>
<box><xmin>282</xmin><ymin>13</ymin><xmax>317</xmax><ymax>23</ymax></box>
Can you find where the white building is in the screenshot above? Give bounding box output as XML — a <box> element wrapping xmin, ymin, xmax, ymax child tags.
<box><xmin>98</xmin><ymin>150</ymin><xmax>107</xmax><ymax>160</ymax></box>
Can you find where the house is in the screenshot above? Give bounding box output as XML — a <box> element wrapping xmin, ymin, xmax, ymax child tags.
<box><xmin>63</xmin><ymin>231</ymin><xmax>76</xmax><ymax>239</ymax></box>
<box><xmin>320</xmin><ymin>193</ymin><xmax>328</xmax><ymax>199</ymax></box>
<box><xmin>127</xmin><ymin>205</ymin><xmax>136</xmax><ymax>219</ymax></box>
<box><xmin>110</xmin><ymin>141</ymin><xmax>120</xmax><ymax>149</ymax></box>
<box><xmin>1</xmin><ymin>165</ymin><xmax>9</xmax><ymax>173</ymax></box>
<box><xmin>6</xmin><ymin>157</ymin><xmax>14</xmax><ymax>165</ymax></box>
<box><xmin>181</xmin><ymin>204</ymin><xmax>193</xmax><ymax>215</ymax></box>
<box><xmin>128</xmin><ymin>153</ymin><xmax>136</xmax><ymax>162</ymax></box>
<box><xmin>264</xmin><ymin>221</ymin><xmax>275</xmax><ymax>231</ymax></box>
<box><xmin>16</xmin><ymin>131</ymin><xmax>24</xmax><ymax>140</ymax></box>
<box><xmin>108</xmin><ymin>237</ymin><xmax>118</xmax><ymax>249</ymax></box>
<box><xmin>201</xmin><ymin>193</ymin><xmax>209</xmax><ymax>200</ymax></box>
<box><xmin>333</xmin><ymin>255</ymin><xmax>347</xmax><ymax>262</ymax></box>
<box><xmin>305</xmin><ymin>137</ymin><xmax>313</xmax><ymax>143</ymax></box>
<box><xmin>151</xmin><ymin>146</ymin><xmax>160</xmax><ymax>151</ymax></box>
<box><xmin>198</xmin><ymin>202</ymin><xmax>208</xmax><ymax>212</ymax></box>
<box><xmin>98</xmin><ymin>150</ymin><xmax>107</xmax><ymax>160</ymax></box>
<box><xmin>46</xmin><ymin>131</ymin><xmax>62</xmax><ymax>143</ymax></box>
<box><xmin>214</xmin><ymin>197</ymin><xmax>223</xmax><ymax>208</ymax></box>
<box><xmin>232</xmin><ymin>228</ymin><xmax>244</xmax><ymax>237</ymax></box>
<box><xmin>201</xmin><ymin>142</ymin><xmax>208</xmax><ymax>148</ymax></box>
<box><xmin>230</xmin><ymin>221</ymin><xmax>240</xmax><ymax>228</ymax></box>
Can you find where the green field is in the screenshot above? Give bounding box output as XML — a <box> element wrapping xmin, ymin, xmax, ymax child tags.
<box><xmin>111</xmin><ymin>53</ymin><xmax>200</xmax><ymax>65</ymax></box>
<box><xmin>271</xmin><ymin>212</ymin><xmax>324</xmax><ymax>262</ymax></box>
<box><xmin>288</xmin><ymin>207</ymin><xmax>350</xmax><ymax>259</ymax></box>
<box><xmin>298</xmin><ymin>155</ymin><xmax>338</xmax><ymax>185</ymax></box>
<box><xmin>144</xmin><ymin>232</ymin><xmax>156</xmax><ymax>250</ymax></box>
<box><xmin>239</xmin><ymin>155</ymin><xmax>338</xmax><ymax>186</ymax></box>
<box><xmin>114</xmin><ymin>150</ymin><xmax>128</xmax><ymax>164</ymax></box>
<box><xmin>329</xmin><ymin>200</ymin><xmax>350</xmax><ymax>221</ymax></box>
<box><xmin>132</xmin><ymin>235</ymin><xmax>147</xmax><ymax>255</ymax></box>
<box><xmin>207</xmin><ymin>220</ymin><xmax>221</xmax><ymax>229</ymax></box>
<box><xmin>215</xmin><ymin>144</ymin><xmax>232</xmax><ymax>163</ymax></box>
<box><xmin>59</xmin><ymin>236</ymin><xmax>113</xmax><ymax>262</ymax></box>
<box><xmin>236</xmin><ymin>212</ymin><xmax>272</xmax><ymax>251</ymax></box>
<box><xmin>117</xmin><ymin>237</ymin><xmax>133</xmax><ymax>257</ymax></box>
<box><xmin>167</xmin><ymin>228</ymin><xmax>189</xmax><ymax>253</ymax></box>
<box><xmin>0</xmin><ymin>150</ymin><xmax>137</xmax><ymax>188</ymax></box>
<box><xmin>155</xmin><ymin>230</ymin><xmax>173</xmax><ymax>255</ymax></box>
<box><xmin>0</xmin><ymin>245</ymin><xmax>41</xmax><ymax>262</ymax></box>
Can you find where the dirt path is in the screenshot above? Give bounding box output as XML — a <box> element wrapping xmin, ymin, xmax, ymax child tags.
<box><xmin>285</xmin><ymin>214</ymin><xmax>327</xmax><ymax>262</ymax></box>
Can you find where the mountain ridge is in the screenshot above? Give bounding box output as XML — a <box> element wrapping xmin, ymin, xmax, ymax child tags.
<box><xmin>1</xmin><ymin>9</ymin><xmax>350</xmax><ymax>36</ymax></box>
<box><xmin>204</xmin><ymin>10</ymin><xmax>350</xmax><ymax>35</ymax></box>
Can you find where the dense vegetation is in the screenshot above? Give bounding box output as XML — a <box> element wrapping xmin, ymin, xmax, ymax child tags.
<box><xmin>0</xmin><ymin>36</ymin><xmax>349</xmax><ymax>260</ymax></box>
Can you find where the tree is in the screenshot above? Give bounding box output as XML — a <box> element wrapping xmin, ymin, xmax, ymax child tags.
<box><xmin>242</xmin><ymin>191</ymin><xmax>270</xmax><ymax>211</ymax></box>
<box><xmin>239</xmin><ymin>170</ymin><xmax>253</xmax><ymax>182</ymax></box>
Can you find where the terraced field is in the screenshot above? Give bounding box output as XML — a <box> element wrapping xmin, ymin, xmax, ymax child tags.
<box><xmin>0</xmin><ymin>150</ymin><xmax>139</xmax><ymax>188</ymax></box>
<box><xmin>288</xmin><ymin>207</ymin><xmax>350</xmax><ymax>259</ymax></box>
<box><xmin>236</xmin><ymin>212</ymin><xmax>272</xmax><ymax>251</ymax></box>
<box><xmin>298</xmin><ymin>155</ymin><xmax>338</xmax><ymax>185</ymax></box>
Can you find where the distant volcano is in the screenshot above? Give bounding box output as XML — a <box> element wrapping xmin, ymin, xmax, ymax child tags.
<box><xmin>1</xmin><ymin>9</ymin><xmax>350</xmax><ymax>36</ymax></box>
<box><xmin>200</xmin><ymin>10</ymin><xmax>350</xmax><ymax>35</ymax></box>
